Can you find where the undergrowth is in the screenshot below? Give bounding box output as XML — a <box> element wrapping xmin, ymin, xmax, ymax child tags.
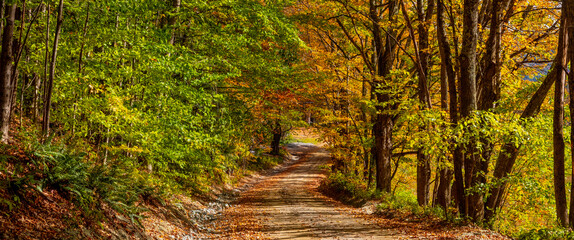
<box><xmin>248</xmin><ymin>150</ymin><xmax>286</xmax><ymax>171</ymax></box>
<box><xmin>320</xmin><ymin>170</ymin><xmax>455</xmax><ymax>221</ymax></box>
<box><xmin>319</xmin><ymin>171</ymin><xmax>373</xmax><ymax>207</ymax></box>
<box><xmin>0</xmin><ymin>135</ymin><xmax>288</xmax><ymax>227</ymax></box>
<box><xmin>376</xmin><ymin>190</ymin><xmax>453</xmax><ymax>221</ymax></box>
<box><xmin>516</xmin><ymin>228</ymin><xmax>574</xmax><ymax>240</ymax></box>
<box><xmin>0</xmin><ymin>143</ymin><xmax>156</xmax><ymax>225</ymax></box>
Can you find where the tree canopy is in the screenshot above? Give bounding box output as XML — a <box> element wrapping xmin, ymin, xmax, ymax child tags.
<box><xmin>0</xmin><ymin>0</ymin><xmax>572</xmax><ymax>237</ymax></box>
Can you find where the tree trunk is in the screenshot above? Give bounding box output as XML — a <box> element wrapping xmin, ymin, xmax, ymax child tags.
<box><xmin>553</xmin><ymin>8</ymin><xmax>569</xmax><ymax>227</ymax></box>
<box><xmin>373</xmin><ymin>113</ymin><xmax>393</xmax><ymax>192</ymax></box>
<box><xmin>42</xmin><ymin>3</ymin><xmax>49</xmax><ymax>121</ymax></box>
<box><xmin>271</xmin><ymin>121</ymin><xmax>282</xmax><ymax>156</ymax></box>
<box><xmin>471</xmin><ymin>0</ymin><xmax>507</xmax><ymax>221</ymax></box>
<box><xmin>476</xmin><ymin>0</ymin><xmax>502</xmax><ymax>179</ymax></box>
<box><xmin>416</xmin><ymin>150</ymin><xmax>431</xmax><ymax>206</ymax></box>
<box><xmin>371</xmin><ymin>0</ymin><xmax>399</xmax><ymax>192</ymax></box>
<box><xmin>413</xmin><ymin>0</ymin><xmax>434</xmax><ymax>207</ymax></box>
<box><xmin>0</xmin><ymin>1</ymin><xmax>5</xmax><ymax>31</ymax></box>
<box><xmin>42</xmin><ymin>0</ymin><xmax>63</xmax><ymax>138</ymax></box>
<box><xmin>0</xmin><ymin>5</ymin><xmax>17</xmax><ymax>143</ymax></box>
<box><xmin>459</xmin><ymin>0</ymin><xmax>478</xmax><ymax>118</ymax></box>
<box><xmin>565</xmin><ymin>0</ymin><xmax>574</xmax><ymax>226</ymax></box>
<box><xmin>33</xmin><ymin>72</ymin><xmax>41</xmax><ymax>121</ymax></box>
<box><xmin>9</xmin><ymin>3</ymin><xmax>23</xmax><ymax>121</ymax></box>
<box><xmin>554</xmin><ymin>42</ymin><xmax>568</xmax><ymax>227</ymax></box>
<box><xmin>435</xmin><ymin>63</ymin><xmax>453</xmax><ymax>208</ymax></box>
<box><xmin>169</xmin><ymin>0</ymin><xmax>181</xmax><ymax>45</ymax></box>
<box><xmin>459</xmin><ymin>0</ymin><xmax>479</xmax><ymax>219</ymax></box>
<box><xmin>436</xmin><ymin>0</ymin><xmax>458</xmax><ymax>210</ymax></box>
<box><xmin>78</xmin><ymin>1</ymin><xmax>90</xmax><ymax>74</ymax></box>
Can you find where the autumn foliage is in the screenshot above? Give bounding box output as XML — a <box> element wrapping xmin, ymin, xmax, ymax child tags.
<box><xmin>0</xmin><ymin>0</ymin><xmax>571</xmax><ymax>238</ymax></box>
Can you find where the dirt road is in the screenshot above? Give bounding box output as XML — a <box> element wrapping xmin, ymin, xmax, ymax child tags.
<box><xmin>207</xmin><ymin>142</ymin><xmax>402</xmax><ymax>239</ymax></box>
<box><xmin>257</xmin><ymin>143</ymin><xmax>399</xmax><ymax>239</ymax></box>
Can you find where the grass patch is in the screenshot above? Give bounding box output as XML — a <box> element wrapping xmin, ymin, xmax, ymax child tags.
<box><xmin>248</xmin><ymin>153</ymin><xmax>285</xmax><ymax>171</ymax></box>
<box><xmin>294</xmin><ymin>137</ymin><xmax>320</xmax><ymax>144</ymax></box>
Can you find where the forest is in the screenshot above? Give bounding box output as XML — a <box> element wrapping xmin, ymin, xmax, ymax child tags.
<box><xmin>0</xmin><ymin>0</ymin><xmax>571</xmax><ymax>239</ymax></box>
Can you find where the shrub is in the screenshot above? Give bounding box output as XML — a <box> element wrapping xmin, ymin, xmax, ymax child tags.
<box><xmin>320</xmin><ymin>171</ymin><xmax>372</xmax><ymax>206</ymax></box>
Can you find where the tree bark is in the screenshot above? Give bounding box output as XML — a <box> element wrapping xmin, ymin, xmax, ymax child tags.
<box><xmin>553</xmin><ymin>8</ymin><xmax>569</xmax><ymax>227</ymax></box>
<box><xmin>271</xmin><ymin>121</ymin><xmax>282</xmax><ymax>156</ymax></box>
<box><xmin>565</xmin><ymin>0</ymin><xmax>574</xmax><ymax>226</ymax></box>
<box><xmin>459</xmin><ymin>0</ymin><xmax>479</xmax><ymax>219</ymax></box>
<box><xmin>470</xmin><ymin>0</ymin><xmax>510</xmax><ymax>222</ymax></box>
<box><xmin>476</xmin><ymin>0</ymin><xmax>503</xmax><ymax>174</ymax></box>
<box><xmin>33</xmin><ymin>71</ymin><xmax>41</xmax><ymax>121</ymax></box>
<box><xmin>435</xmin><ymin>0</ymin><xmax>456</xmax><ymax>210</ymax></box>
<box><xmin>459</xmin><ymin>0</ymin><xmax>478</xmax><ymax>118</ymax></box>
<box><xmin>371</xmin><ymin>0</ymin><xmax>399</xmax><ymax>192</ymax></box>
<box><xmin>42</xmin><ymin>0</ymin><xmax>63</xmax><ymax>137</ymax></box>
<box><xmin>435</xmin><ymin>60</ymin><xmax>452</xmax><ymax>208</ymax></box>
<box><xmin>0</xmin><ymin>1</ymin><xmax>5</xmax><ymax>31</ymax></box>
<box><xmin>478</xmin><ymin>0</ymin><xmax>513</xmax><ymax>110</ymax></box>
<box><xmin>169</xmin><ymin>0</ymin><xmax>181</xmax><ymax>45</ymax></box>
<box><xmin>554</xmin><ymin>41</ymin><xmax>568</xmax><ymax>228</ymax></box>
<box><xmin>42</xmin><ymin>3</ymin><xmax>49</xmax><ymax>119</ymax></box>
<box><xmin>78</xmin><ymin>1</ymin><xmax>90</xmax><ymax>74</ymax></box>
<box><xmin>414</xmin><ymin>0</ymin><xmax>434</xmax><ymax>207</ymax></box>
<box><xmin>0</xmin><ymin>5</ymin><xmax>17</xmax><ymax>143</ymax></box>
<box><xmin>564</xmin><ymin>0</ymin><xmax>574</xmax><ymax>226</ymax></box>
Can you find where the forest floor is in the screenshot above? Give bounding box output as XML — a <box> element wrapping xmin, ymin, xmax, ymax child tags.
<box><xmin>193</xmin><ymin>130</ymin><xmax>511</xmax><ymax>239</ymax></box>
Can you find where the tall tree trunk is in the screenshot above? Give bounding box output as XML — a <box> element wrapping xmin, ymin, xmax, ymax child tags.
<box><xmin>459</xmin><ymin>0</ymin><xmax>478</xmax><ymax>118</ymax></box>
<box><xmin>9</xmin><ymin>2</ymin><xmax>23</xmax><ymax>119</ymax></box>
<box><xmin>169</xmin><ymin>0</ymin><xmax>181</xmax><ymax>45</ymax></box>
<box><xmin>471</xmin><ymin>0</ymin><xmax>509</xmax><ymax>221</ymax></box>
<box><xmin>554</xmin><ymin>22</ymin><xmax>568</xmax><ymax>226</ymax></box>
<box><xmin>373</xmin><ymin>112</ymin><xmax>393</xmax><ymax>192</ymax></box>
<box><xmin>434</xmin><ymin>61</ymin><xmax>452</xmax><ymax>208</ymax></box>
<box><xmin>42</xmin><ymin>0</ymin><xmax>63</xmax><ymax>137</ymax></box>
<box><xmin>0</xmin><ymin>1</ymin><xmax>5</xmax><ymax>31</ymax></box>
<box><xmin>476</xmin><ymin>0</ymin><xmax>502</xmax><ymax>187</ymax></box>
<box><xmin>371</xmin><ymin>0</ymin><xmax>398</xmax><ymax>192</ymax></box>
<box><xmin>459</xmin><ymin>0</ymin><xmax>479</xmax><ymax>219</ymax></box>
<box><xmin>435</xmin><ymin>0</ymin><xmax>456</xmax><ymax>210</ymax></box>
<box><xmin>553</xmin><ymin>8</ymin><xmax>569</xmax><ymax>227</ymax></box>
<box><xmin>72</xmin><ymin>0</ymin><xmax>90</xmax><ymax>137</ymax></box>
<box><xmin>478</xmin><ymin>0</ymin><xmax>513</xmax><ymax>111</ymax></box>
<box><xmin>409</xmin><ymin>0</ymin><xmax>434</xmax><ymax>207</ymax></box>
<box><xmin>565</xmin><ymin>0</ymin><xmax>574</xmax><ymax>227</ymax></box>
<box><xmin>78</xmin><ymin>1</ymin><xmax>90</xmax><ymax>74</ymax></box>
<box><xmin>271</xmin><ymin>121</ymin><xmax>282</xmax><ymax>156</ymax></box>
<box><xmin>33</xmin><ymin>71</ymin><xmax>41</xmax><ymax>121</ymax></box>
<box><xmin>0</xmin><ymin>5</ymin><xmax>17</xmax><ymax>143</ymax></box>
<box><xmin>42</xmin><ymin>3</ymin><xmax>49</xmax><ymax>113</ymax></box>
